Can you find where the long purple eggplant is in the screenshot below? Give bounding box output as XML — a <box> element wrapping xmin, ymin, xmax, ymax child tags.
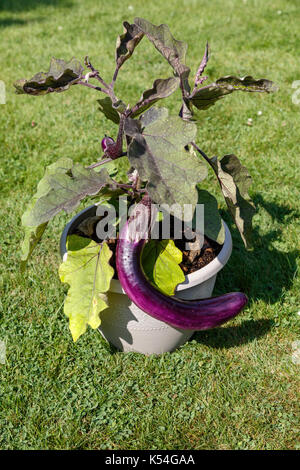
<box><xmin>116</xmin><ymin>197</ymin><xmax>248</xmax><ymax>330</ymax></box>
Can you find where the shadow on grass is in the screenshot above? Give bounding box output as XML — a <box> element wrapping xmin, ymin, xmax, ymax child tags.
<box><xmin>214</xmin><ymin>194</ymin><xmax>299</xmax><ymax>304</ymax></box>
<box><xmin>0</xmin><ymin>0</ymin><xmax>73</xmax><ymax>29</ymax></box>
<box><xmin>194</xmin><ymin>319</ymin><xmax>274</xmax><ymax>349</ymax></box>
<box><xmin>0</xmin><ymin>0</ymin><xmax>72</xmax><ymax>12</ymax></box>
<box><xmin>0</xmin><ymin>17</ymin><xmax>27</xmax><ymax>27</ymax></box>
<box><xmin>194</xmin><ymin>194</ymin><xmax>299</xmax><ymax>348</ymax></box>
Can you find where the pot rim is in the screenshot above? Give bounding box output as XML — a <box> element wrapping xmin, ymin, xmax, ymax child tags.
<box><xmin>60</xmin><ymin>204</ymin><xmax>232</xmax><ymax>295</ymax></box>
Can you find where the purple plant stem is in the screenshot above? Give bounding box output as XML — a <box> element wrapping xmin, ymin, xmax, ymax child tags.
<box><xmin>77</xmin><ymin>81</ymin><xmax>108</xmax><ymax>94</ymax></box>
<box><xmin>86</xmin><ymin>158</ymin><xmax>112</xmax><ymax>169</ymax></box>
<box><xmin>190</xmin><ymin>141</ymin><xmax>212</xmax><ymax>166</ymax></box>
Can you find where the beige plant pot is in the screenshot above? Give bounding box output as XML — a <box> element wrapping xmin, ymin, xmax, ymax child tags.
<box><xmin>60</xmin><ymin>205</ymin><xmax>232</xmax><ymax>355</ymax></box>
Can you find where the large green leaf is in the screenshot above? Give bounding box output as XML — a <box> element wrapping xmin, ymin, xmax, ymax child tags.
<box><xmin>195</xmin><ymin>188</ymin><xmax>225</xmax><ymax>244</ymax></box>
<box><xmin>14</xmin><ymin>57</ymin><xmax>84</xmax><ymax>95</ymax></box>
<box><xmin>190</xmin><ymin>75</ymin><xmax>278</xmax><ymax>110</ymax></box>
<box><xmin>115</xmin><ymin>21</ymin><xmax>144</xmax><ymax>69</ymax></box>
<box><xmin>142</xmin><ymin>239</ymin><xmax>185</xmax><ymax>295</ymax></box>
<box><xmin>59</xmin><ymin>235</ymin><xmax>114</xmax><ymax>342</ymax></box>
<box><xmin>126</xmin><ymin>107</ymin><xmax>207</xmax><ymax>216</ymax></box>
<box><xmin>131</xmin><ymin>76</ymin><xmax>180</xmax><ymax>117</ymax></box>
<box><xmin>134</xmin><ymin>18</ymin><xmax>190</xmax><ymax>94</ymax></box>
<box><xmin>23</xmin><ymin>165</ymin><xmax>117</xmax><ymax>227</ymax></box>
<box><xmin>210</xmin><ymin>154</ymin><xmax>255</xmax><ymax>248</ymax></box>
<box><xmin>21</xmin><ymin>157</ymin><xmax>74</xmax><ymax>268</ymax></box>
<box><xmin>97</xmin><ymin>97</ymin><xmax>120</xmax><ymax>124</ymax></box>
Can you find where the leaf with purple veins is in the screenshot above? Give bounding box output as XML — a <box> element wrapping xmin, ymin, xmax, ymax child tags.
<box><xmin>116</xmin><ymin>21</ymin><xmax>144</xmax><ymax>69</ymax></box>
<box><xmin>134</xmin><ymin>17</ymin><xmax>191</xmax><ymax>95</ymax></box>
<box><xmin>14</xmin><ymin>57</ymin><xmax>84</xmax><ymax>95</ymax></box>
<box><xmin>190</xmin><ymin>75</ymin><xmax>278</xmax><ymax>110</ymax></box>
<box><xmin>195</xmin><ymin>41</ymin><xmax>209</xmax><ymax>87</ymax></box>
<box><xmin>131</xmin><ymin>76</ymin><xmax>180</xmax><ymax>117</ymax></box>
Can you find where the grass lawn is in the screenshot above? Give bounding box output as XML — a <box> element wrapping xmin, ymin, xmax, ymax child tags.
<box><xmin>0</xmin><ymin>0</ymin><xmax>299</xmax><ymax>450</ymax></box>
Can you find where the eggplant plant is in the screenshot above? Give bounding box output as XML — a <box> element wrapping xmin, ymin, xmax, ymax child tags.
<box><xmin>16</xmin><ymin>18</ymin><xmax>277</xmax><ymax>342</ymax></box>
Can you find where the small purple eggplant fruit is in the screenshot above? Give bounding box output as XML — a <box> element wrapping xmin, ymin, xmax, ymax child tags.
<box><xmin>116</xmin><ymin>197</ymin><xmax>248</xmax><ymax>330</ymax></box>
<box><xmin>101</xmin><ymin>115</ymin><xmax>125</xmax><ymax>159</ymax></box>
<box><xmin>101</xmin><ymin>136</ymin><xmax>115</xmax><ymax>153</ymax></box>
<box><xmin>101</xmin><ymin>135</ymin><xmax>123</xmax><ymax>159</ymax></box>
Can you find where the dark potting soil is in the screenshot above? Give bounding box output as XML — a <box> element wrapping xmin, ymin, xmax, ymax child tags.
<box><xmin>73</xmin><ymin>216</ymin><xmax>222</xmax><ymax>278</ymax></box>
<box><xmin>175</xmin><ymin>237</ymin><xmax>222</xmax><ymax>275</ymax></box>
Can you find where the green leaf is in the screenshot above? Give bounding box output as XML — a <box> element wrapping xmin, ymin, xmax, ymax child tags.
<box><xmin>20</xmin><ymin>157</ymin><xmax>74</xmax><ymax>268</ymax></box>
<box><xmin>94</xmin><ymin>156</ymin><xmax>131</xmax><ymax>184</ymax></box>
<box><xmin>195</xmin><ymin>188</ymin><xmax>225</xmax><ymax>244</ymax></box>
<box><xmin>142</xmin><ymin>239</ymin><xmax>185</xmax><ymax>295</ymax></box>
<box><xmin>116</xmin><ymin>21</ymin><xmax>144</xmax><ymax>69</ymax></box>
<box><xmin>134</xmin><ymin>18</ymin><xmax>190</xmax><ymax>94</ymax></box>
<box><xmin>216</xmin><ymin>75</ymin><xmax>278</xmax><ymax>92</ymax></box>
<box><xmin>179</xmin><ymin>99</ymin><xmax>194</xmax><ymax>121</ymax></box>
<box><xmin>59</xmin><ymin>235</ymin><xmax>114</xmax><ymax>342</ymax></box>
<box><xmin>14</xmin><ymin>57</ymin><xmax>84</xmax><ymax>95</ymax></box>
<box><xmin>140</xmin><ymin>106</ymin><xmax>168</xmax><ymax>128</ymax></box>
<box><xmin>112</xmin><ymin>99</ymin><xmax>127</xmax><ymax>114</ymax></box>
<box><xmin>97</xmin><ymin>97</ymin><xmax>120</xmax><ymax>124</ymax></box>
<box><xmin>127</xmin><ymin>107</ymin><xmax>207</xmax><ymax>216</ymax></box>
<box><xmin>23</xmin><ymin>165</ymin><xmax>117</xmax><ymax>227</ymax></box>
<box><xmin>210</xmin><ymin>154</ymin><xmax>255</xmax><ymax>248</ymax></box>
<box><xmin>131</xmin><ymin>77</ymin><xmax>180</xmax><ymax>117</ymax></box>
<box><xmin>190</xmin><ymin>75</ymin><xmax>278</xmax><ymax>110</ymax></box>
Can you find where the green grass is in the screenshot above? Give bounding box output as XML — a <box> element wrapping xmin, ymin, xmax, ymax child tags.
<box><xmin>0</xmin><ymin>0</ymin><xmax>299</xmax><ymax>450</ymax></box>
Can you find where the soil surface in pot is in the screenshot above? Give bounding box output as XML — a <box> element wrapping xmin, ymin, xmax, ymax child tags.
<box><xmin>73</xmin><ymin>215</ymin><xmax>222</xmax><ymax>278</ymax></box>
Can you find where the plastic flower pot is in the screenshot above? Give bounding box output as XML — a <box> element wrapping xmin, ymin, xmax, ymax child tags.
<box><xmin>60</xmin><ymin>204</ymin><xmax>232</xmax><ymax>355</ymax></box>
